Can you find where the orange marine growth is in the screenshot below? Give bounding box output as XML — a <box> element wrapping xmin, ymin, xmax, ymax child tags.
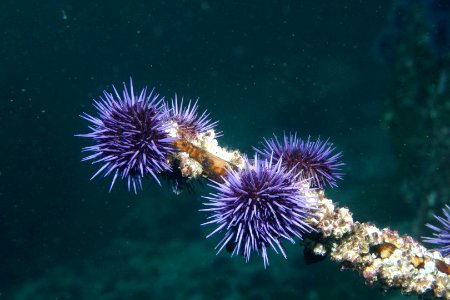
<box><xmin>172</xmin><ymin>139</ymin><xmax>236</xmax><ymax>182</ymax></box>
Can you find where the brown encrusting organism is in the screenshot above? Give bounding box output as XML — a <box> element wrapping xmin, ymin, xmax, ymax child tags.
<box><xmin>172</xmin><ymin>139</ymin><xmax>238</xmax><ymax>182</ymax></box>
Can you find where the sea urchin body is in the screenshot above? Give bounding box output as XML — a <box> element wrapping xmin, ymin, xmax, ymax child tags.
<box><xmin>201</xmin><ymin>154</ymin><xmax>316</xmax><ymax>267</ymax></box>
<box><xmin>254</xmin><ymin>133</ymin><xmax>344</xmax><ymax>188</ymax></box>
<box><xmin>78</xmin><ymin>80</ymin><xmax>175</xmax><ymax>193</ymax></box>
<box><xmin>164</xmin><ymin>95</ymin><xmax>219</xmax><ymax>139</ymax></box>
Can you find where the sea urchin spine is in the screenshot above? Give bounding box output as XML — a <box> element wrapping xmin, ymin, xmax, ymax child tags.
<box><xmin>423</xmin><ymin>205</ymin><xmax>450</xmax><ymax>256</ymax></box>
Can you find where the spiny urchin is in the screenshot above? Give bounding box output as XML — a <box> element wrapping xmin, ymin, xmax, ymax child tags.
<box><xmin>254</xmin><ymin>132</ymin><xmax>344</xmax><ymax>188</ymax></box>
<box><xmin>423</xmin><ymin>205</ymin><xmax>450</xmax><ymax>256</ymax></box>
<box><xmin>164</xmin><ymin>95</ymin><xmax>220</xmax><ymax>139</ymax></box>
<box><xmin>77</xmin><ymin>80</ymin><xmax>176</xmax><ymax>193</ymax></box>
<box><xmin>160</xmin><ymin>95</ymin><xmax>219</xmax><ymax>193</ymax></box>
<box><xmin>201</xmin><ymin>154</ymin><xmax>316</xmax><ymax>267</ymax></box>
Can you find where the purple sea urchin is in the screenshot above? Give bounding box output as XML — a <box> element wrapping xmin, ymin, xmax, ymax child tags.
<box><xmin>423</xmin><ymin>205</ymin><xmax>450</xmax><ymax>256</ymax></box>
<box><xmin>164</xmin><ymin>95</ymin><xmax>219</xmax><ymax>139</ymax></box>
<box><xmin>78</xmin><ymin>80</ymin><xmax>175</xmax><ymax>193</ymax></box>
<box><xmin>160</xmin><ymin>96</ymin><xmax>221</xmax><ymax>194</ymax></box>
<box><xmin>254</xmin><ymin>133</ymin><xmax>344</xmax><ymax>188</ymax></box>
<box><xmin>201</xmin><ymin>154</ymin><xmax>316</xmax><ymax>267</ymax></box>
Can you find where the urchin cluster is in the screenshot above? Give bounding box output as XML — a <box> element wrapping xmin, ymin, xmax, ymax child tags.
<box><xmin>164</xmin><ymin>95</ymin><xmax>219</xmax><ymax>139</ymax></box>
<box><xmin>201</xmin><ymin>154</ymin><xmax>315</xmax><ymax>267</ymax></box>
<box><xmin>423</xmin><ymin>205</ymin><xmax>450</xmax><ymax>256</ymax></box>
<box><xmin>78</xmin><ymin>80</ymin><xmax>346</xmax><ymax>267</ymax></box>
<box><xmin>78</xmin><ymin>80</ymin><xmax>176</xmax><ymax>193</ymax></box>
<box><xmin>254</xmin><ymin>132</ymin><xmax>344</xmax><ymax>188</ymax></box>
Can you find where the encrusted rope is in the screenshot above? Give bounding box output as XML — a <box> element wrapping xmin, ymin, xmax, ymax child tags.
<box><xmin>178</xmin><ymin>132</ymin><xmax>450</xmax><ymax>299</ymax></box>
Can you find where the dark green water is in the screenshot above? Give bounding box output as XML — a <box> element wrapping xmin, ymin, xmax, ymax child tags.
<box><xmin>3</xmin><ymin>0</ymin><xmax>444</xmax><ymax>299</ymax></box>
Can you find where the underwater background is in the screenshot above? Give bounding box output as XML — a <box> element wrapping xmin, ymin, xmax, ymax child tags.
<box><xmin>2</xmin><ymin>0</ymin><xmax>450</xmax><ymax>299</ymax></box>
